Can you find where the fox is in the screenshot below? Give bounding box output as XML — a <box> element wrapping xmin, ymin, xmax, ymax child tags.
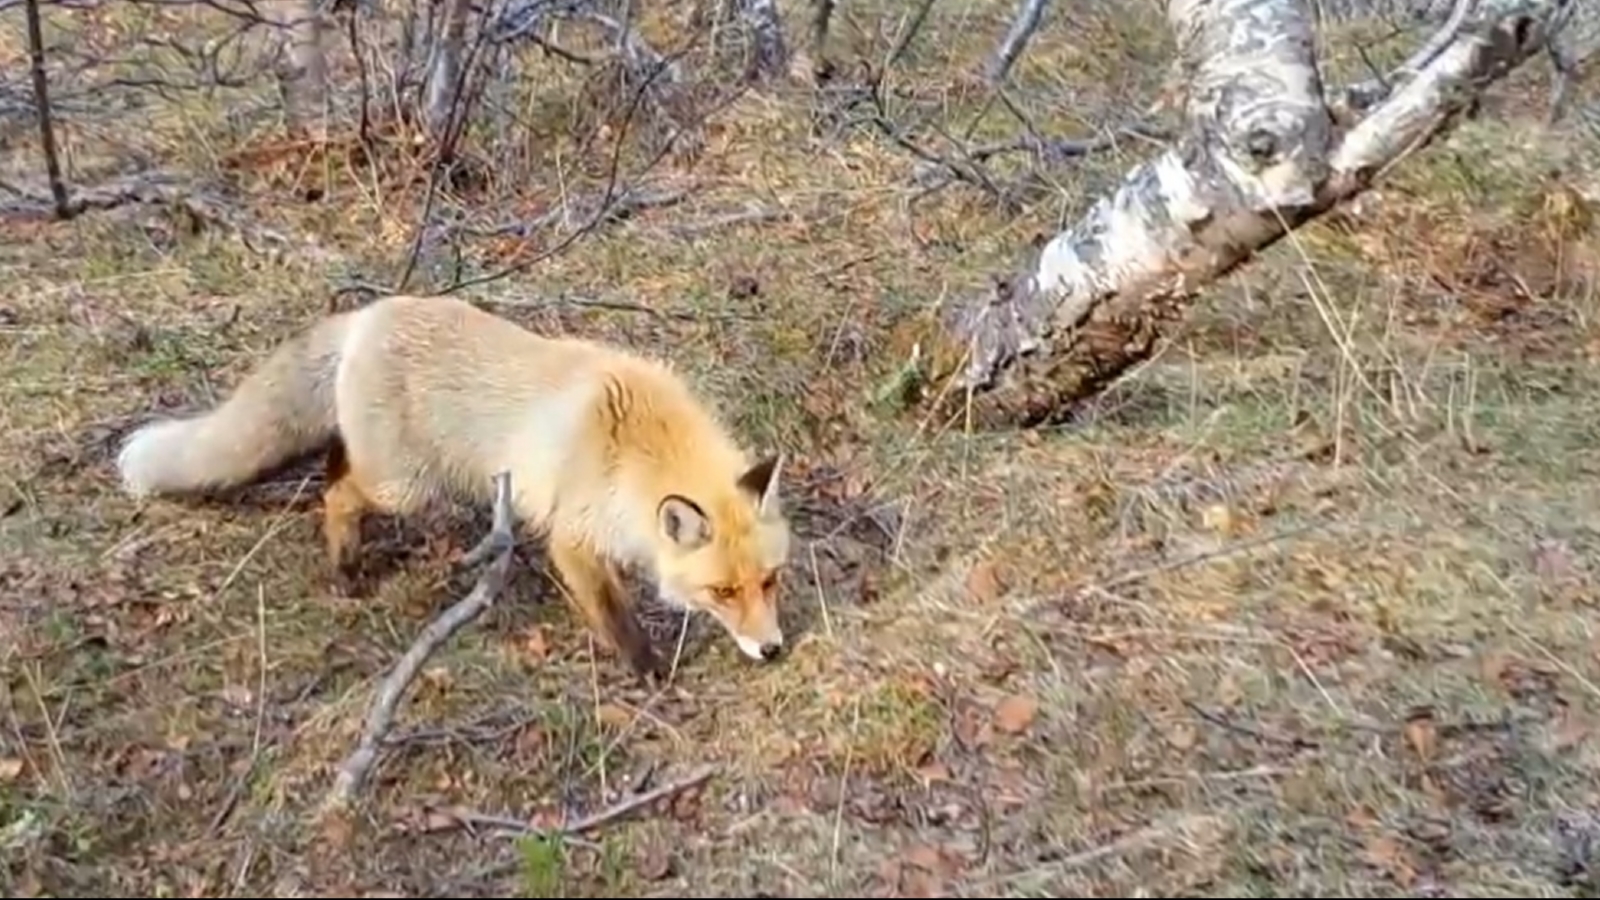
<box><xmin>114</xmin><ymin>294</ymin><xmax>793</xmax><ymax>680</ymax></box>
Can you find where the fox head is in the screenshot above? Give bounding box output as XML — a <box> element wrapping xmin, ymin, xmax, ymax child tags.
<box><xmin>654</xmin><ymin>453</ymin><xmax>792</xmax><ymax>662</ymax></box>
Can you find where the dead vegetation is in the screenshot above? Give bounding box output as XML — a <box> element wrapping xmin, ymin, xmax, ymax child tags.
<box><xmin>3</xmin><ymin>0</ymin><xmax>1600</xmax><ymax>896</ymax></box>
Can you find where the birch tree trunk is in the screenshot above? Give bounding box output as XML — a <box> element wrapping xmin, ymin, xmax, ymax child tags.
<box><xmin>904</xmin><ymin>0</ymin><xmax>1574</xmax><ymax>429</ymax></box>
<box><xmin>739</xmin><ymin>0</ymin><xmax>790</xmax><ymax>81</ymax></box>
<box><xmin>269</xmin><ymin>0</ymin><xmax>331</xmax><ymax>139</ymax></box>
<box><xmin>987</xmin><ymin>0</ymin><xmax>1051</xmax><ymax>84</ymax></box>
<box><xmin>424</xmin><ymin>0</ymin><xmax>475</xmax><ymax>139</ymax></box>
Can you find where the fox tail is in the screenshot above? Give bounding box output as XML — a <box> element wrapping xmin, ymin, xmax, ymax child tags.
<box><xmin>116</xmin><ymin>312</ymin><xmax>353</xmax><ymax>497</ymax></box>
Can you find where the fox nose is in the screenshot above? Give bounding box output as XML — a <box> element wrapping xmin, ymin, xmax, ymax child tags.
<box><xmin>759</xmin><ymin>641</ymin><xmax>783</xmax><ymax>661</ymax></box>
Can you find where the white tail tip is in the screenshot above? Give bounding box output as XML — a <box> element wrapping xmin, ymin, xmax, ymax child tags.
<box><xmin>116</xmin><ymin>418</ymin><xmax>192</xmax><ymax>498</ymax></box>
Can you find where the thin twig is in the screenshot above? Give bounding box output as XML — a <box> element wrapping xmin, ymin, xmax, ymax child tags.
<box><xmin>320</xmin><ymin>470</ymin><xmax>518</xmax><ymax>813</ymax></box>
<box><xmin>439</xmin><ymin>764</ymin><xmax>718</xmax><ymax>891</ymax></box>
<box><xmin>558</xmin><ymin>762</ymin><xmax>716</xmax><ymax>834</ymax></box>
<box><xmin>23</xmin><ymin>0</ymin><xmax>71</xmax><ymax>218</ymax></box>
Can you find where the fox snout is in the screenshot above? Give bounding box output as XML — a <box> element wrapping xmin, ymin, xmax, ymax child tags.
<box><xmin>723</xmin><ymin>615</ymin><xmax>784</xmax><ymax>663</ymax></box>
<box><xmin>732</xmin><ymin>632</ymin><xmax>784</xmax><ymax>662</ymax></box>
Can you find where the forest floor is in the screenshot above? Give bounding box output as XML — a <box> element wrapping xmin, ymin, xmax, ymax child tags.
<box><xmin>3</xmin><ymin>0</ymin><xmax>1600</xmax><ymax>895</ymax></box>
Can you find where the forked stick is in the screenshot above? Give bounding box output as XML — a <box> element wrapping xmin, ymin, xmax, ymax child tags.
<box><xmin>321</xmin><ymin>470</ymin><xmax>518</xmax><ymax>814</ymax></box>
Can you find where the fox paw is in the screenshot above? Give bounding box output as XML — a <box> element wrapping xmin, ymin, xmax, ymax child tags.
<box><xmin>626</xmin><ymin>646</ymin><xmax>670</xmax><ymax>686</ymax></box>
<box><xmin>330</xmin><ymin>561</ymin><xmax>370</xmax><ymax>600</ymax></box>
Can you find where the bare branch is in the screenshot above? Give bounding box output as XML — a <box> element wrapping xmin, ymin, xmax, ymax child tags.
<box><xmin>23</xmin><ymin>0</ymin><xmax>71</xmax><ymax>219</ymax></box>
<box><xmin>883</xmin><ymin>0</ymin><xmax>938</xmax><ymax>70</ymax></box>
<box><xmin>446</xmin><ymin>764</ymin><xmax>719</xmax><ymax>838</ymax></box>
<box><xmin>987</xmin><ymin>0</ymin><xmax>1051</xmax><ymax>85</ymax></box>
<box><xmin>903</xmin><ymin>0</ymin><xmax>1569</xmax><ymax>429</ymax></box>
<box><xmin>320</xmin><ymin>470</ymin><xmax>518</xmax><ymax>814</ymax></box>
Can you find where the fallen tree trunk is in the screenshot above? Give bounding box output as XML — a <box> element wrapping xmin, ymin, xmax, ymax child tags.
<box><xmin>903</xmin><ymin>0</ymin><xmax>1573</xmax><ymax>429</ymax></box>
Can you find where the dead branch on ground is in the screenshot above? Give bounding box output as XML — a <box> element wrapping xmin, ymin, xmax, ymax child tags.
<box><xmin>459</xmin><ymin>184</ymin><xmax>693</xmax><ymax>239</ymax></box>
<box><xmin>436</xmin><ymin>764</ymin><xmax>720</xmax><ymax>891</ymax></box>
<box><xmin>0</xmin><ymin>170</ymin><xmax>342</xmax><ymax>264</ymax></box>
<box><xmin>320</xmin><ymin>471</ymin><xmax>517</xmax><ymax>814</ymax></box>
<box><xmin>897</xmin><ymin>0</ymin><xmax>1574</xmax><ymax>430</ymax></box>
<box><xmin>428</xmin><ymin>764</ymin><xmax>719</xmax><ymax>839</ymax></box>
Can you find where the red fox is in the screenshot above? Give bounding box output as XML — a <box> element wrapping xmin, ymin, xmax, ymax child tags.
<box><xmin>115</xmin><ymin>294</ymin><xmax>792</xmax><ymax>679</ymax></box>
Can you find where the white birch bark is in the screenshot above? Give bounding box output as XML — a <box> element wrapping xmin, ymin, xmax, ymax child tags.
<box><xmin>267</xmin><ymin>0</ymin><xmax>330</xmax><ymax>139</ymax></box>
<box><xmin>987</xmin><ymin>0</ymin><xmax>1052</xmax><ymax>84</ymax></box>
<box><xmin>915</xmin><ymin>0</ymin><xmax>1574</xmax><ymax>428</ymax></box>
<box><xmin>424</xmin><ymin>0</ymin><xmax>476</xmax><ymax>138</ymax></box>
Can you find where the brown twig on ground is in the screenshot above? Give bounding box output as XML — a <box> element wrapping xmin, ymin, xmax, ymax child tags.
<box><xmin>320</xmin><ymin>470</ymin><xmax>518</xmax><ymax>814</ymax></box>
<box><xmin>461</xmin><ymin>763</ymin><xmax>719</xmax><ymax>838</ymax></box>
<box><xmin>439</xmin><ymin>764</ymin><xmax>720</xmax><ymax>891</ymax></box>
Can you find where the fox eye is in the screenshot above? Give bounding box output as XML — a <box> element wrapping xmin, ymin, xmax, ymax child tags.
<box><xmin>711</xmin><ymin>585</ymin><xmax>739</xmax><ymax>602</ymax></box>
<box><xmin>760</xmin><ymin>571</ymin><xmax>779</xmax><ymax>592</ymax></box>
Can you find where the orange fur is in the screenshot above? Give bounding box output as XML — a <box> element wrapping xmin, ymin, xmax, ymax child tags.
<box><xmin>117</xmin><ymin>295</ymin><xmax>793</xmax><ymax>678</ymax></box>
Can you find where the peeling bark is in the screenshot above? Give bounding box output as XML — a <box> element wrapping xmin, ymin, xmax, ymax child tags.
<box><xmin>908</xmin><ymin>0</ymin><xmax>1572</xmax><ymax>429</ymax></box>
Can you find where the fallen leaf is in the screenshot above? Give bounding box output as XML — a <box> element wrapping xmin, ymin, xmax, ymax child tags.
<box><xmin>903</xmin><ymin>843</ymin><xmax>945</xmax><ymax>870</ymax></box>
<box><xmin>420</xmin><ymin>807</ymin><xmax>463</xmax><ymax>833</ymax></box>
<box><xmin>521</xmin><ymin>625</ymin><xmax>550</xmax><ymax>661</ymax></box>
<box><xmin>1168</xmin><ymin>723</ymin><xmax>1198</xmax><ymax>751</ymax></box>
<box><xmin>1554</xmin><ymin>707</ymin><xmax>1591</xmax><ymax>751</ymax></box>
<box><xmin>1362</xmin><ymin>834</ymin><xmax>1418</xmax><ymax>887</ymax></box>
<box><xmin>221</xmin><ymin>683</ymin><xmax>254</xmax><ymax>709</ymax></box>
<box><xmin>994</xmin><ymin>694</ymin><xmax>1039</xmax><ymax>735</ymax></box>
<box><xmin>635</xmin><ymin>842</ymin><xmax>674</xmax><ymax>881</ymax></box>
<box><xmin>0</xmin><ymin>757</ymin><xmax>23</xmax><ymax>781</ymax></box>
<box><xmin>421</xmin><ymin>666</ymin><xmax>453</xmax><ymax>692</ymax></box>
<box><xmin>516</xmin><ymin>724</ymin><xmax>547</xmax><ymax>757</ymax></box>
<box><xmin>964</xmin><ymin>559</ymin><xmax>1004</xmax><ymax>605</ymax></box>
<box><xmin>1201</xmin><ymin>503</ymin><xmax>1237</xmax><ymax>535</ymax></box>
<box><xmin>1403</xmin><ymin>710</ymin><xmax>1437</xmax><ymax>763</ymax></box>
<box><xmin>1216</xmin><ymin>672</ymin><xmax>1243</xmax><ymax>707</ymax></box>
<box><xmin>597</xmin><ymin>703</ymin><xmax>633</xmax><ymax>729</ymax></box>
<box><xmin>952</xmin><ymin>702</ymin><xmax>992</xmax><ymax>749</ymax></box>
<box><xmin>320</xmin><ymin>807</ymin><xmax>355</xmax><ymax>850</ymax></box>
<box><xmin>890</xmin><ymin>842</ymin><xmax>968</xmax><ymax>898</ymax></box>
<box><xmin>1345</xmin><ymin>806</ymin><xmax>1379</xmax><ymax>829</ymax></box>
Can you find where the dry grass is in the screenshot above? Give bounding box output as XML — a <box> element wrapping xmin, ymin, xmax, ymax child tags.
<box><xmin>4</xmin><ymin>0</ymin><xmax>1600</xmax><ymax>896</ymax></box>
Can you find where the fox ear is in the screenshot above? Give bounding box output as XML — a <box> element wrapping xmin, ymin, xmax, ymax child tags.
<box><xmin>736</xmin><ymin>453</ymin><xmax>784</xmax><ymax>516</ymax></box>
<box><xmin>658</xmin><ymin>494</ymin><xmax>712</xmax><ymax>549</ymax></box>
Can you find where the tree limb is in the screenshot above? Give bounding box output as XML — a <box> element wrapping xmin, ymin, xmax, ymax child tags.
<box><xmin>903</xmin><ymin>0</ymin><xmax>1571</xmax><ymax>429</ymax></box>
<box><xmin>320</xmin><ymin>470</ymin><xmax>518</xmax><ymax>814</ymax></box>
<box><xmin>986</xmin><ymin>0</ymin><xmax>1051</xmax><ymax>85</ymax></box>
